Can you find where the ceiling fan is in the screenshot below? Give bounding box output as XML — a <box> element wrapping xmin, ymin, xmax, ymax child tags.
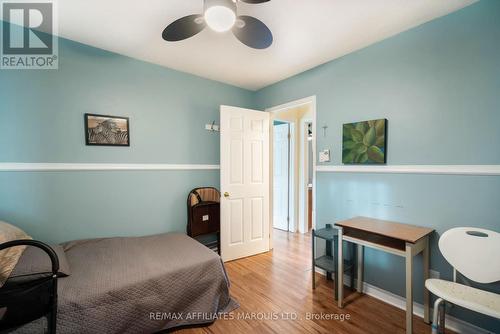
<box><xmin>162</xmin><ymin>0</ymin><xmax>273</xmax><ymax>49</ymax></box>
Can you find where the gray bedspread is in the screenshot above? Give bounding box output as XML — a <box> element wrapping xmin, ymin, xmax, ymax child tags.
<box><xmin>13</xmin><ymin>233</ymin><xmax>238</xmax><ymax>333</ymax></box>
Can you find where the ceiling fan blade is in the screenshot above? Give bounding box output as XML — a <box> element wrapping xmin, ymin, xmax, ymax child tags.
<box><xmin>240</xmin><ymin>0</ymin><xmax>271</xmax><ymax>4</ymax></box>
<box><xmin>162</xmin><ymin>14</ymin><xmax>205</xmax><ymax>42</ymax></box>
<box><xmin>232</xmin><ymin>16</ymin><xmax>273</xmax><ymax>49</ymax></box>
<box><xmin>238</xmin><ymin>0</ymin><xmax>270</xmax><ymax>3</ymax></box>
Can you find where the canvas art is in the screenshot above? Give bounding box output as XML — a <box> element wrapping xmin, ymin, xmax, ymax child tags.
<box><xmin>85</xmin><ymin>114</ymin><xmax>130</xmax><ymax>146</ymax></box>
<box><xmin>342</xmin><ymin>119</ymin><xmax>387</xmax><ymax>164</ymax></box>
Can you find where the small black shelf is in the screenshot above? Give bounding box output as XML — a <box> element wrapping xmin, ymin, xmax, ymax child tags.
<box><xmin>314</xmin><ymin>256</ymin><xmax>354</xmax><ymax>273</ymax></box>
<box><xmin>315</xmin><ymin>255</ymin><xmax>335</xmax><ymax>272</ymax></box>
<box><xmin>312</xmin><ymin>224</ymin><xmax>356</xmax><ymax>300</ymax></box>
<box><xmin>314</xmin><ymin>227</ymin><xmax>338</xmax><ymax>241</ymax></box>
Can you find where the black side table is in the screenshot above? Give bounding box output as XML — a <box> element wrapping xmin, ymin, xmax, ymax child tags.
<box><xmin>312</xmin><ymin>224</ymin><xmax>355</xmax><ymax>300</ymax></box>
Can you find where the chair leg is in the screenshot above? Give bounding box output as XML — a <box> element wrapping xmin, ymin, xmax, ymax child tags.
<box><xmin>48</xmin><ymin>298</ymin><xmax>57</xmax><ymax>334</ymax></box>
<box><xmin>438</xmin><ymin>300</ymin><xmax>446</xmax><ymax>334</ymax></box>
<box><xmin>49</xmin><ymin>279</ymin><xmax>58</xmax><ymax>334</ymax></box>
<box><xmin>48</xmin><ymin>309</ymin><xmax>57</xmax><ymax>334</ymax></box>
<box><xmin>217</xmin><ymin>232</ymin><xmax>221</xmax><ymax>255</ymax></box>
<box><xmin>432</xmin><ymin>298</ymin><xmax>445</xmax><ymax>334</ymax></box>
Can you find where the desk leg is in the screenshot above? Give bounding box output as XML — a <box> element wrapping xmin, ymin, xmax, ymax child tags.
<box><xmin>423</xmin><ymin>237</ymin><xmax>430</xmax><ymax>324</ymax></box>
<box><xmin>334</xmin><ymin>237</ymin><xmax>339</xmax><ymax>300</ymax></box>
<box><xmin>357</xmin><ymin>244</ymin><xmax>363</xmax><ymax>293</ymax></box>
<box><xmin>405</xmin><ymin>242</ymin><xmax>414</xmax><ymax>334</ymax></box>
<box><xmin>337</xmin><ymin>227</ymin><xmax>343</xmax><ymax>308</ymax></box>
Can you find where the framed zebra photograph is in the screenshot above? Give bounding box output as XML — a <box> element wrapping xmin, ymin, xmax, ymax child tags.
<box><xmin>84</xmin><ymin>113</ymin><xmax>130</xmax><ymax>146</ymax></box>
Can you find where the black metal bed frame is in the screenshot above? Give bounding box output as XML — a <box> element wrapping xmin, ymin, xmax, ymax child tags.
<box><xmin>0</xmin><ymin>239</ymin><xmax>59</xmax><ymax>334</ymax></box>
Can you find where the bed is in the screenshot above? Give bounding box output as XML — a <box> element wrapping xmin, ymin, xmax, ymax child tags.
<box><xmin>3</xmin><ymin>232</ymin><xmax>238</xmax><ymax>333</ymax></box>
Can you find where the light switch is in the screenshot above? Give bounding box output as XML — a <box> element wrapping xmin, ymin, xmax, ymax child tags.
<box><xmin>319</xmin><ymin>149</ymin><xmax>330</xmax><ymax>163</ymax></box>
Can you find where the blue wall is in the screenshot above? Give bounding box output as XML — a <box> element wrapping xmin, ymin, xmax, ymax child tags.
<box><xmin>256</xmin><ymin>1</ymin><xmax>500</xmax><ymax>331</ymax></box>
<box><xmin>0</xmin><ymin>37</ymin><xmax>254</xmax><ymax>164</ymax></box>
<box><xmin>0</xmin><ymin>37</ymin><xmax>253</xmax><ymax>243</ymax></box>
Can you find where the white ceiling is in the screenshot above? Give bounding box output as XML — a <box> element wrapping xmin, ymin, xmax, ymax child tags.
<box><xmin>55</xmin><ymin>0</ymin><xmax>476</xmax><ymax>90</ymax></box>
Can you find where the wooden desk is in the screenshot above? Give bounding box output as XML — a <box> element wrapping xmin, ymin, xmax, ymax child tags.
<box><xmin>335</xmin><ymin>217</ymin><xmax>434</xmax><ymax>334</ymax></box>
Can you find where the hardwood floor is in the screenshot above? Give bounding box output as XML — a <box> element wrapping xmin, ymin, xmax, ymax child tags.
<box><xmin>175</xmin><ymin>229</ymin><xmax>435</xmax><ymax>334</ymax></box>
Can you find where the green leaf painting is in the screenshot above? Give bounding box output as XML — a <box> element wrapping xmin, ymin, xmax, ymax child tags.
<box><xmin>342</xmin><ymin>119</ymin><xmax>387</xmax><ymax>164</ymax></box>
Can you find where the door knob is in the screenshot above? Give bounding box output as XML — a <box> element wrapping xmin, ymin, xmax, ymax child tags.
<box><xmin>224</xmin><ymin>192</ymin><xmax>230</xmax><ymax>198</ymax></box>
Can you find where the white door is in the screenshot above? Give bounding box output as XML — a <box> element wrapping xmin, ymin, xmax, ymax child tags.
<box><xmin>273</xmin><ymin>123</ymin><xmax>289</xmax><ymax>231</ymax></box>
<box><xmin>220</xmin><ymin>105</ymin><xmax>270</xmax><ymax>262</ymax></box>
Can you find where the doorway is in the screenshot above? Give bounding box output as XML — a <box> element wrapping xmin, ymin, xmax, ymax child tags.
<box><xmin>272</xmin><ymin>120</ymin><xmax>292</xmax><ymax>231</ymax></box>
<box><xmin>268</xmin><ymin>96</ymin><xmax>316</xmax><ymax>245</ymax></box>
<box><xmin>218</xmin><ymin>97</ymin><xmax>316</xmax><ymax>260</ymax></box>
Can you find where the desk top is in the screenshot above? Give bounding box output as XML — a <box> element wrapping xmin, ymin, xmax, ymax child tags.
<box><xmin>335</xmin><ymin>216</ymin><xmax>434</xmax><ymax>243</ymax></box>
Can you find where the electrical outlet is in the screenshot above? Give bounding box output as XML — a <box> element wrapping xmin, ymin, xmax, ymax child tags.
<box><xmin>430</xmin><ymin>270</ymin><xmax>440</xmax><ymax>279</ymax></box>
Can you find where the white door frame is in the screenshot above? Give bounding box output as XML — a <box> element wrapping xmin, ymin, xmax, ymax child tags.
<box><xmin>266</xmin><ymin>96</ymin><xmax>317</xmax><ymax>248</ymax></box>
<box><xmin>300</xmin><ymin>120</ymin><xmax>313</xmax><ymax>234</ymax></box>
<box><xmin>272</xmin><ymin>120</ymin><xmax>295</xmax><ymax>232</ymax></box>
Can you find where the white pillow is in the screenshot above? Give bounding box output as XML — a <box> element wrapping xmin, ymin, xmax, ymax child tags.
<box><xmin>0</xmin><ymin>221</ymin><xmax>32</xmax><ymax>286</ymax></box>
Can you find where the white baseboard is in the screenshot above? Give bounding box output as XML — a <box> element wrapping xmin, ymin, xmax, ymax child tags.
<box><xmin>316</xmin><ymin>165</ymin><xmax>500</xmax><ymax>176</ymax></box>
<box><xmin>0</xmin><ymin>163</ymin><xmax>220</xmax><ymax>172</ymax></box>
<box><xmin>314</xmin><ymin>269</ymin><xmax>492</xmax><ymax>334</ymax></box>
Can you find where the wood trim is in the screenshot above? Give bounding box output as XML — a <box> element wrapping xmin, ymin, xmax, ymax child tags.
<box><xmin>316</xmin><ymin>165</ymin><xmax>500</xmax><ymax>176</ymax></box>
<box><xmin>0</xmin><ymin>163</ymin><xmax>220</xmax><ymax>172</ymax></box>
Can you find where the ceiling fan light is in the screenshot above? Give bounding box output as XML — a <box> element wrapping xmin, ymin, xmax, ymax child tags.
<box><xmin>204</xmin><ymin>5</ymin><xmax>236</xmax><ymax>32</ymax></box>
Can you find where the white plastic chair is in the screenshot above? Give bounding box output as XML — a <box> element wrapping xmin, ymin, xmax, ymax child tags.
<box><xmin>425</xmin><ymin>227</ymin><xmax>500</xmax><ymax>333</ymax></box>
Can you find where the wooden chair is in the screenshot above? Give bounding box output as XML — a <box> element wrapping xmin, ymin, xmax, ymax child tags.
<box><xmin>187</xmin><ymin>187</ymin><xmax>221</xmax><ymax>254</ymax></box>
<box><xmin>425</xmin><ymin>227</ymin><xmax>500</xmax><ymax>333</ymax></box>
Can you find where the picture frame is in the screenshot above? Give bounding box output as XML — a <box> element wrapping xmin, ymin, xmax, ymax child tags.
<box><xmin>342</xmin><ymin>118</ymin><xmax>387</xmax><ymax>164</ymax></box>
<box><xmin>84</xmin><ymin>113</ymin><xmax>130</xmax><ymax>146</ymax></box>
